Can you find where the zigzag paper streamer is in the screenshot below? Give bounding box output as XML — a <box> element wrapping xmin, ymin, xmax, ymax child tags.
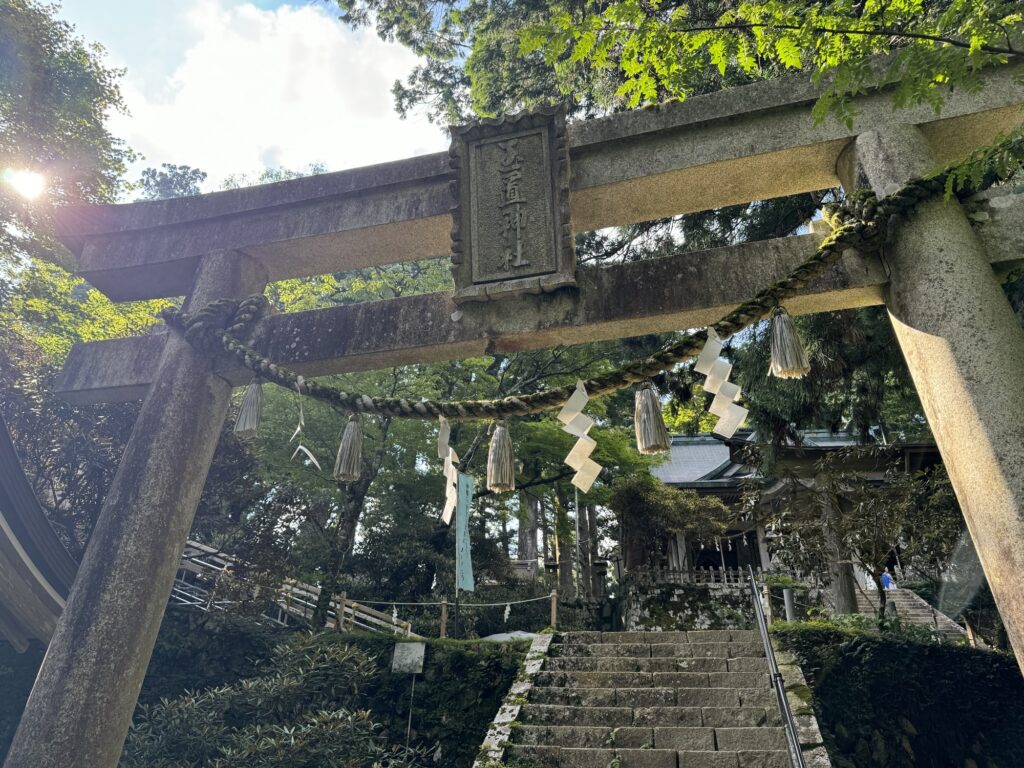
<box><xmin>557</xmin><ymin>381</ymin><xmax>603</xmax><ymax>493</ymax></box>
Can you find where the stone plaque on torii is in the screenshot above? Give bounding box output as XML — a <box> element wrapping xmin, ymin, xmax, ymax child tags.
<box><xmin>4</xmin><ymin>63</ymin><xmax>1024</xmax><ymax>768</ymax></box>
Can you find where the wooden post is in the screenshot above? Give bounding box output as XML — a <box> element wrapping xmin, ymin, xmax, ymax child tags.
<box><xmin>3</xmin><ymin>252</ymin><xmax>268</xmax><ymax>768</ymax></box>
<box><xmin>550</xmin><ymin>590</ymin><xmax>558</xmax><ymax>629</ymax></box>
<box><xmin>440</xmin><ymin>598</ymin><xmax>448</xmax><ymax>639</ymax></box>
<box><xmin>337</xmin><ymin>592</ymin><xmax>347</xmax><ymax>631</ymax></box>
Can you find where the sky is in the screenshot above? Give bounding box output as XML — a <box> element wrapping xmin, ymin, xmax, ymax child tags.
<box><xmin>56</xmin><ymin>0</ymin><xmax>449</xmax><ymax>193</ymax></box>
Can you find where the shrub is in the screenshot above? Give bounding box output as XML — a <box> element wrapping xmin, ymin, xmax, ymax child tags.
<box><xmin>121</xmin><ymin>635</ymin><xmax>426</xmax><ymax>768</ymax></box>
<box><xmin>773</xmin><ymin>621</ymin><xmax>1024</xmax><ymax>767</ymax></box>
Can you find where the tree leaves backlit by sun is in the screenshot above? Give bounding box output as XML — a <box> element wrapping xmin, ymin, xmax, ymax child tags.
<box><xmin>519</xmin><ymin>0</ymin><xmax>1024</xmax><ymax>123</ymax></box>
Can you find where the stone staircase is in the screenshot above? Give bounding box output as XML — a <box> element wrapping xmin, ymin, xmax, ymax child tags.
<box><xmin>855</xmin><ymin>588</ymin><xmax>965</xmax><ymax>643</ymax></box>
<box><xmin>505</xmin><ymin>630</ymin><xmax>793</xmax><ymax>768</ymax></box>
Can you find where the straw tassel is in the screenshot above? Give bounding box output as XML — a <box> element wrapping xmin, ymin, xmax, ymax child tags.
<box><xmin>333</xmin><ymin>414</ymin><xmax>363</xmax><ymax>482</ymax></box>
<box><xmin>487</xmin><ymin>420</ymin><xmax>515</xmax><ymax>494</ymax></box>
<box><xmin>769</xmin><ymin>307</ymin><xmax>811</xmax><ymax>379</ymax></box>
<box><xmin>634</xmin><ymin>383</ymin><xmax>671</xmax><ymax>455</ymax></box>
<box><xmin>233</xmin><ymin>378</ymin><xmax>263</xmax><ymax>439</ymax></box>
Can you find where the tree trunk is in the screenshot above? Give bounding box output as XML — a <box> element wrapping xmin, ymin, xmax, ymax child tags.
<box><xmin>517</xmin><ymin>493</ymin><xmax>538</xmax><ymax>575</ymax></box>
<box><xmin>819</xmin><ymin>478</ymin><xmax>858</xmax><ymax>614</ymax></box>
<box><xmin>872</xmin><ymin>570</ymin><xmax>888</xmax><ymax>621</ymax></box>
<box><xmin>578</xmin><ymin>503</ymin><xmax>593</xmax><ymax>599</ymax></box>
<box><xmin>587</xmin><ymin>504</ymin><xmax>602</xmax><ymax>596</ymax></box>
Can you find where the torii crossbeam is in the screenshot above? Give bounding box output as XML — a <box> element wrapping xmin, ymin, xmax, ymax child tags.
<box><xmin>5</xmin><ymin>64</ymin><xmax>1024</xmax><ymax>768</ymax></box>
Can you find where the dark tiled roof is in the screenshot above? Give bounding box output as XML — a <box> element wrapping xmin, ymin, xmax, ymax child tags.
<box><xmin>652</xmin><ymin>430</ymin><xmax>867</xmax><ymax>486</ymax></box>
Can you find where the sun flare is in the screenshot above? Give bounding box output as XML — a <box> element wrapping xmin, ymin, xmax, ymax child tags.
<box><xmin>2</xmin><ymin>168</ymin><xmax>46</xmax><ymax>200</ymax></box>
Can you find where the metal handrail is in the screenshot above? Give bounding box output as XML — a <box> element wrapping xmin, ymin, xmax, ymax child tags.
<box><xmin>747</xmin><ymin>565</ymin><xmax>806</xmax><ymax>768</ymax></box>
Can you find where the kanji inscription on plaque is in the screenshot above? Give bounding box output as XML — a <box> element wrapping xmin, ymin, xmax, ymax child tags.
<box><xmin>449</xmin><ymin>107</ymin><xmax>576</xmax><ymax>303</ymax></box>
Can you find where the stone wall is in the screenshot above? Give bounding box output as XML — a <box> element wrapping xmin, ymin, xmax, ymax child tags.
<box><xmin>623</xmin><ymin>579</ymin><xmax>755</xmax><ymax>631</ymax></box>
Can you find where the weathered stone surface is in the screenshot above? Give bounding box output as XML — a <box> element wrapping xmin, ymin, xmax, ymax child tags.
<box><xmin>677</xmin><ymin>752</ymin><xmax>741</xmax><ymax>768</ymax></box>
<box><xmin>650</xmin><ymin>726</ymin><xmax>716</xmax><ymax>750</ymax></box>
<box><xmin>700</xmin><ymin>708</ymin><xmax>771</xmax><ymax>728</ymax></box>
<box><xmin>726</xmin><ymin>657</ymin><xmax>769</xmax><ymax>674</ymax></box>
<box><xmin>552</xmin><ymin>642</ymin><xmax>652</xmax><ymax>657</ymax></box>
<box><xmin>632</xmin><ymin>707</ymin><xmax>703</xmax><ymax>727</ymax></box>
<box><xmin>736</xmin><ymin>689</ymin><xmax>777</xmax><ymax>709</ymax></box>
<box><xmin>449</xmin><ymin>108</ymin><xmax>575</xmax><ymax>303</ymax></box>
<box><xmin>529</xmin><ymin>687</ymin><xmax>617</xmax><ymax>707</ymax></box>
<box><xmin>497</xmin><ymin>632</ymin><xmax>830</xmax><ymax>768</ymax></box>
<box><xmin>55</xmin><ymin>232</ymin><xmax>890</xmax><ymax>404</ymax></box>
<box><xmin>506</xmin><ymin>744</ymin><xmax>561</xmax><ymax>766</ymax></box>
<box><xmin>839</xmin><ymin>125</ymin><xmax>1024</xmax><ymax>672</ymax></box>
<box><xmin>520</xmin><ymin>704</ymin><xmax>634</xmax><ymax>727</ymax></box>
<box><xmin>55</xmin><ymin>187</ymin><xmax>1024</xmax><ymax>406</ymax></box>
<box><xmin>3</xmin><ymin>252</ymin><xmax>268</xmax><ymax>768</ymax></box>
<box><xmin>706</xmin><ymin>672</ymin><xmax>768</xmax><ymax>689</ymax></box>
<box><xmin>546</xmin><ymin>656</ymin><xmax>729</xmax><ymax>673</ymax></box>
<box><xmin>676</xmin><ymin>688</ymin><xmax>741</xmax><ymax>708</ymax></box>
<box><xmin>715</xmin><ymin>727</ymin><xmax>789</xmax><ymax>752</ymax></box>
<box><xmin>53</xmin><ymin>65</ymin><xmax>1024</xmax><ymax>302</ymax></box>
<box><xmin>735</xmin><ymin>751</ymin><xmax>791</xmax><ymax>768</ymax></box>
<box><xmin>516</xmin><ymin>725</ymin><xmax>654</xmax><ymax>748</ymax></box>
<box><xmin>615</xmin><ymin>688</ymin><xmax>679</xmax><ymax>707</ymax></box>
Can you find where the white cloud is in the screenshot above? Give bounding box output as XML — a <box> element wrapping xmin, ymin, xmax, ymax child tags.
<box><xmin>107</xmin><ymin>0</ymin><xmax>448</xmax><ymax>188</ymax></box>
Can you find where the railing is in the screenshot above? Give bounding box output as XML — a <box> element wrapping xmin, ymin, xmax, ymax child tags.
<box><xmin>746</xmin><ymin>565</ymin><xmax>806</xmax><ymax>768</ymax></box>
<box><xmin>628</xmin><ymin>565</ymin><xmax>821</xmax><ymax>588</ymax></box>
<box><xmin>169</xmin><ymin>540</ymin><xmax>418</xmax><ymax>637</ymax></box>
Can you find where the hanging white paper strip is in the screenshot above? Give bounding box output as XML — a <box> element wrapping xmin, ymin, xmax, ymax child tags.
<box><xmin>562</xmin><ymin>412</ymin><xmax>595</xmax><ymax>438</ymax></box>
<box><xmin>441</xmin><ymin>447</ymin><xmax>460</xmax><ymax>525</ymax></box>
<box><xmin>441</xmin><ymin>492</ymin><xmax>456</xmax><ymax>525</ymax></box>
<box><xmin>564</xmin><ymin>435</ymin><xmax>597</xmax><ymax>470</ymax></box>
<box><xmin>713</xmin><ymin>403</ymin><xmax>749</xmax><ymax>438</ymax></box>
<box><xmin>703</xmin><ymin>358</ymin><xmax>734</xmax><ymax>394</ymax></box>
<box><xmin>571</xmin><ymin>458</ymin><xmax>602</xmax><ymax>493</ymax></box>
<box><xmin>437</xmin><ymin>416</ymin><xmax>450</xmax><ymax>460</ymax></box>
<box><xmin>557</xmin><ymin>380</ymin><xmax>589</xmax><ymax>424</ymax></box>
<box><xmin>694</xmin><ymin>330</ymin><xmax>724</xmax><ymax>375</ymax></box>
<box><xmin>709</xmin><ymin>381</ymin><xmax>742</xmax><ymax>417</ymax></box>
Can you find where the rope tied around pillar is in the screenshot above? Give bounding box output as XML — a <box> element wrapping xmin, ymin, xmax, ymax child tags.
<box><xmin>157</xmin><ymin>127</ymin><xmax>1024</xmax><ymax>422</ymax></box>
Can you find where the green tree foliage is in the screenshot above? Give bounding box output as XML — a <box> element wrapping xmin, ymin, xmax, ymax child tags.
<box><xmin>121</xmin><ymin>634</ymin><xmax>427</xmax><ymax>768</ymax></box>
<box><xmin>761</xmin><ymin>446</ymin><xmax>964</xmax><ymax>612</ymax></box>
<box><xmin>521</xmin><ymin>0</ymin><xmax>1024</xmax><ymax>121</ymax></box>
<box><xmin>610</xmin><ymin>473</ymin><xmax>729</xmax><ymax>567</ymax></box>
<box><xmin>0</xmin><ymin>0</ymin><xmax>133</xmax><ymax>271</ymax></box>
<box><xmin>136</xmin><ymin>163</ymin><xmax>208</xmax><ymax>200</ymax></box>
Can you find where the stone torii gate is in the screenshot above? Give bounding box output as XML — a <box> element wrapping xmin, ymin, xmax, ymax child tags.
<box><xmin>6</xmin><ymin>65</ymin><xmax>1024</xmax><ymax>768</ymax></box>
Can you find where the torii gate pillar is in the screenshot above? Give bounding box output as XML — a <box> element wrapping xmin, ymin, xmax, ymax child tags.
<box><xmin>839</xmin><ymin>125</ymin><xmax>1024</xmax><ymax>667</ymax></box>
<box><xmin>3</xmin><ymin>251</ymin><xmax>268</xmax><ymax>768</ymax></box>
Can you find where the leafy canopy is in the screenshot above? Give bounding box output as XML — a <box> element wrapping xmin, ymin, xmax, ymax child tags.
<box><xmin>521</xmin><ymin>0</ymin><xmax>1024</xmax><ymax>123</ymax></box>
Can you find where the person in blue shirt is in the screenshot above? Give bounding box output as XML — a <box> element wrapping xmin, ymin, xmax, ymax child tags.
<box><xmin>881</xmin><ymin>568</ymin><xmax>896</xmax><ymax>590</ymax></box>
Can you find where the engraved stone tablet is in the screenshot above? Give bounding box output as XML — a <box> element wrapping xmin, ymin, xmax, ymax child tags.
<box><xmin>449</xmin><ymin>107</ymin><xmax>575</xmax><ymax>303</ymax></box>
<box><xmin>391</xmin><ymin>641</ymin><xmax>426</xmax><ymax>674</ymax></box>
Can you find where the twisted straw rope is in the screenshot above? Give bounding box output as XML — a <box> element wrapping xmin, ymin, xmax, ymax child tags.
<box><xmin>161</xmin><ymin>129</ymin><xmax>1022</xmax><ymax>422</ymax></box>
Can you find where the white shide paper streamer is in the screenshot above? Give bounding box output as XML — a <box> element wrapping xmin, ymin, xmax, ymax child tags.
<box><xmin>557</xmin><ymin>381</ymin><xmax>602</xmax><ymax>493</ymax></box>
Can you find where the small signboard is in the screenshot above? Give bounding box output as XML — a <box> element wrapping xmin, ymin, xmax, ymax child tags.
<box><xmin>391</xmin><ymin>642</ymin><xmax>426</xmax><ymax>674</ymax></box>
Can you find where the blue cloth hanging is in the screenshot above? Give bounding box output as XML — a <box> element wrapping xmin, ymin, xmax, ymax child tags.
<box><xmin>456</xmin><ymin>472</ymin><xmax>475</xmax><ymax>593</ymax></box>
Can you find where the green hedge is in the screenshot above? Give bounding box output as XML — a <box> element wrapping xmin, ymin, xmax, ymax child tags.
<box><xmin>773</xmin><ymin>622</ymin><xmax>1024</xmax><ymax>767</ymax></box>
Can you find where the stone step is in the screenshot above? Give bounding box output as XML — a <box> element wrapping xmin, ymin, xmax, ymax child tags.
<box><xmin>550</xmin><ymin>642</ymin><xmax>766</xmax><ymax>659</ymax></box>
<box><xmin>520</xmin><ymin>704</ymin><xmax>782</xmax><ymax>728</ymax></box>
<box><xmin>513</xmin><ymin>725</ymin><xmax>788</xmax><ymax>752</ymax></box>
<box><xmin>559</xmin><ymin>630</ymin><xmax>758</xmax><ymax>644</ymax></box>
<box><xmin>533</xmin><ymin>670</ymin><xmax>770</xmax><ymax>690</ymax></box>
<box><xmin>507</xmin><ymin>744</ymin><xmax>791</xmax><ymax>767</ymax></box>
<box><xmin>543</xmin><ymin>656</ymin><xmax>768</xmax><ymax>674</ymax></box>
<box><xmin>528</xmin><ymin>687</ymin><xmax>777</xmax><ymax>709</ymax></box>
